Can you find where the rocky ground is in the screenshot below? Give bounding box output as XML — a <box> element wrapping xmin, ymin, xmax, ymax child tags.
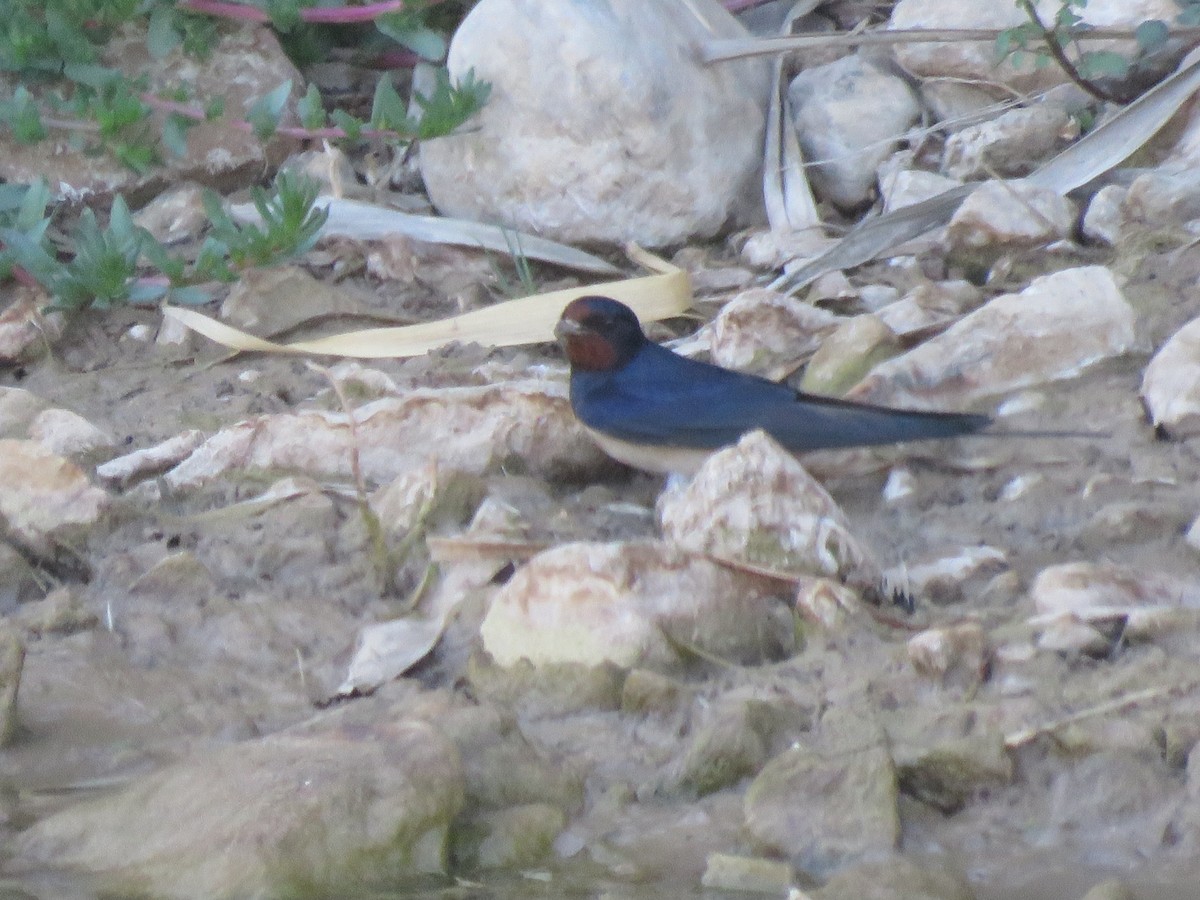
<box><xmin>7</xmin><ymin>1</ymin><xmax>1200</xmax><ymax>899</ymax></box>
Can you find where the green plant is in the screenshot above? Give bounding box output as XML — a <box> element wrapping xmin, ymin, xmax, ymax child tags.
<box><xmin>996</xmin><ymin>0</ymin><xmax>1183</xmax><ymax>103</ymax></box>
<box><xmin>0</xmin><ymin>0</ymin><xmax>489</xmax><ymax>171</ymax></box>
<box><xmin>0</xmin><ymin>0</ymin><xmax>491</xmax><ymax>310</ymax></box>
<box><xmin>0</xmin><ymin>172</ymin><xmax>329</xmax><ymax>310</ymax></box>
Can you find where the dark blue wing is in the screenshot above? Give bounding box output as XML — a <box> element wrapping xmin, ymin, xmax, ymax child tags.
<box><xmin>570</xmin><ymin>343</ymin><xmax>990</xmax><ymax>452</ymax></box>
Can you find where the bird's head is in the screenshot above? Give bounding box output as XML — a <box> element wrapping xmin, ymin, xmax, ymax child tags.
<box><xmin>554</xmin><ymin>296</ymin><xmax>647</xmax><ymax>372</ymax></box>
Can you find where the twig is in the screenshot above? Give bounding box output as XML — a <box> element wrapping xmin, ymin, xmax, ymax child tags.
<box><xmin>1015</xmin><ymin>0</ymin><xmax>1127</xmax><ymax>103</ymax></box>
<box><xmin>1004</xmin><ymin>680</ymin><xmax>1200</xmax><ymax>749</ymax></box>
<box><xmin>701</xmin><ymin>25</ymin><xmax>1200</xmax><ymax>64</ymax></box>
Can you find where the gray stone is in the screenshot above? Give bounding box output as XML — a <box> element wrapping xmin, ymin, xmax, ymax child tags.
<box><xmin>0</xmin><ymin>439</ymin><xmax>110</xmax><ymax>558</ymax></box>
<box><xmin>789</xmin><ymin>55</ymin><xmax>920</xmax><ymax>209</ymax></box>
<box><xmin>12</xmin><ymin>720</ymin><xmax>464</xmax><ymax>898</ymax></box>
<box><xmin>814</xmin><ymin>856</ymin><xmax>973</xmax><ymax>900</ymax></box>
<box><xmin>942</xmin><ymin>104</ymin><xmax>1072</xmax><ymax>180</ymax></box>
<box><xmin>421</xmin><ymin>0</ymin><xmax>769</xmax><ymax>246</ymax></box>
<box><xmin>945</xmin><ymin>179</ymin><xmax>1075</xmax><ymax>267</ymax></box>
<box><xmin>850</xmin><ymin>266</ymin><xmax>1137</xmax><ymax>409</ymax></box>
<box><xmin>744</xmin><ymin>708</ymin><xmax>899</xmax><ymax>877</ymax></box>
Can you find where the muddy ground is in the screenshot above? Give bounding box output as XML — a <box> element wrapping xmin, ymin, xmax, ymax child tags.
<box><xmin>4</xmin><ymin>230</ymin><xmax>1200</xmax><ymax>898</ymax></box>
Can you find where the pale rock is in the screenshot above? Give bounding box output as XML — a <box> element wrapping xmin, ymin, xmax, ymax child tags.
<box><xmin>479</xmin><ymin>540</ymin><xmax>791</xmax><ymax>669</ymax></box>
<box><xmin>815</xmin><ymin>857</ymin><xmax>973</xmax><ymax>900</ymax></box>
<box><xmin>1029</xmin><ymin>561</ymin><xmax>1198</xmax><ymax>641</ymax></box>
<box><xmin>921</xmin><ymin>81</ymin><xmax>1011</xmax><ymax>130</ymax></box>
<box><xmin>658</xmin><ymin>431</ymin><xmax>879</xmax><ymax>586</ymax></box>
<box><xmin>163</xmin><ymin>380</ymin><xmax>608</xmax><ymax>490</ymax></box>
<box><xmin>789</xmin><ymin>54</ymin><xmax>921</xmax><ymax>209</ymax></box>
<box><xmin>1081</xmin><ymin>184</ymin><xmax>1128</xmax><ymax>245</ymax></box>
<box><xmin>705</xmin><ymin>288</ymin><xmax>842</xmax><ymax>379</ymax></box>
<box><xmin>1142</xmin><ymin>315</ymin><xmax>1200</xmax><ymax>437</ymax></box>
<box><xmin>421</xmin><ymin>0</ymin><xmax>770</xmax><ymax>246</ymax></box>
<box><xmin>132</xmin><ymin>184</ymin><xmax>208</xmax><ymax>244</ymax></box>
<box><xmin>0</xmin><ymin>387</ymin><xmax>49</xmax><ymax>436</ymax></box>
<box><xmin>942</xmin><ymin>104</ymin><xmax>1072</xmax><ymax>180</ymax></box>
<box><xmin>96</xmin><ymin>430</ymin><xmax>208</xmax><ymax>488</ymax></box>
<box><xmin>874</xmin><ymin>279</ymin><xmax>981</xmax><ymax>337</ymax></box>
<box><xmin>904</xmin><ymin>279</ymin><xmax>984</xmax><ymax>316</ymax></box>
<box><xmin>220</xmin><ymin>266</ymin><xmax>368</xmax><ymax>336</ymax></box>
<box><xmin>872</xmin><ymin>298</ymin><xmax>950</xmax><ymax>337</ymax></box>
<box><xmin>125</xmin><ymin>323</ymin><xmax>154</xmax><ymax>343</ymax></box>
<box><xmin>998</xmin><ymin>472</ymin><xmax>1044</xmax><ymax>501</ymax></box>
<box><xmin>880</xmin><ymin>168</ymin><xmax>962</xmax><ymax>214</ymax></box>
<box><xmin>745</xmin><ymin>708</ymin><xmax>898</xmax><ymax>876</ymax></box>
<box><xmin>0</xmin><ymin>439</ymin><xmax>110</xmax><ymax>556</ymax></box>
<box><xmin>945</xmin><ymin>179</ymin><xmax>1075</xmax><ymax>264</ymax></box>
<box><xmin>795</xmin><ymin>577</ymin><xmax>865</xmax><ymax>632</ymax></box>
<box><xmin>1079</xmin><ymin>880</ymin><xmax>1137</xmax><ymax>900</ymax></box>
<box><xmin>1122</xmin><ymin>170</ymin><xmax>1200</xmax><ymax>227</ymax></box>
<box><xmin>808</xmin><ymin>269</ymin><xmax>855</xmax><ymax>303</ymax></box>
<box><xmin>890</xmin><ymin>0</ymin><xmax>1177</xmax><ymax>94</ymax></box>
<box><xmin>857</xmin><ymin>284</ymin><xmax>901</xmax><ymax>312</ymax></box>
<box><xmin>0</xmin><ymin>25</ymin><xmax>301</xmax><ymax>200</ymax></box>
<box><xmin>13</xmin><ymin>720</ymin><xmax>464</xmax><ymax>897</ymax></box>
<box><xmin>369</xmin><ymin>463</ymin><xmax>483</xmax><ymax>538</ymax></box>
<box><xmin>155</xmin><ymin>311</ymin><xmax>194</xmax><ymax>348</ymax></box>
<box><xmin>892</xmin><ymin>729</ymin><xmax>1012</xmax><ymax>814</ymax></box>
<box><xmin>882</xmin><ymin>467</ymin><xmax>918</xmax><ymax>504</ymax></box>
<box><xmin>1034</xmin><ymin>613</ymin><xmax>1114</xmax><ymax>656</ymax></box>
<box><xmin>849</xmin><ymin>266</ymin><xmax>1138</xmax><ymax>409</ymax></box>
<box><xmin>27</xmin><ymin>408</ymin><xmax>116</xmax><ymax>459</ymax></box>
<box><xmin>1186</xmin><ymin>514</ymin><xmax>1200</xmax><ymax>552</ymax></box>
<box><xmin>907</xmin><ymin>622</ymin><xmax>988</xmax><ymax>686</ymax></box>
<box><xmin>799</xmin><ymin>315</ymin><xmax>900</xmax><ymax>397</ymax></box>
<box><xmin>702</xmin><ymin>853</ymin><xmax>795</xmax><ymax>895</ymax></box>
<box><xmin>0</xmin><ymin>288</ymin><xmax>64</xmax><ymax>364</ymax></box>
<box><xmin>473</xmin><ymin>803</ymin><xmax>566</xmax><ymax>869</ymax></box>
<box><xmin>740</xmin><ymin>226</ymin><xmax>838</xmax><ymax>270</ymax></box>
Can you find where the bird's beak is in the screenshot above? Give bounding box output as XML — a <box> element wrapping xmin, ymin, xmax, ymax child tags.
<box><xmin>553</xmin><ymin>317</ymin><xmax>584</xmax><ymax>343</ymax></box>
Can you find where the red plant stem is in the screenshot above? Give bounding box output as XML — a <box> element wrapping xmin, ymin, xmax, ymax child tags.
<box><xmin>177</xmin><ymin>0</ymin><xmax>448</xmax><ymax>25</ymax></box>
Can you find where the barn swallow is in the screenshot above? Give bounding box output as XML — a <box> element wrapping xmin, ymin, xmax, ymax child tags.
<box><xmin>554</xmin><ymin>295</ymin><xmax>992</xmax><ymax>475</ymax></box>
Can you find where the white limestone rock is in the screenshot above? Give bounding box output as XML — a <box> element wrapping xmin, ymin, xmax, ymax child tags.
<box><xmin>420</xmin><ymin>0</ymin><xmax>770</xmax><ymax>246</ymax></box>
<box><xmin>788</xmin><ymin>54</ymin><xmax>920</xmax><ymax>209</ymax></box>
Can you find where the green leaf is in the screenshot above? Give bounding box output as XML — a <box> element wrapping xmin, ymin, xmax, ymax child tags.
<box><xmin>332</xmin><ymin>109</ymin><xmax>362</xmax><ymax>141</ymax></box>
<box><xmin>161</xmin><ymin>113</ymin><xmax>192</xmax><ymax>157</ymax></box>
<box><xmin>1079</xmin><ymin>49</ymin><xmax>1131</xmax><ymax>79</ymax></box>
<box><xmin>169</xmin><ymin>285</ymin><xmax>212</xmax><ymax>305</ymax></box>
<box><xmin>266</xmin><ymin>0</ymin><xmax>303</xmax><ymax>33</ymax></box>
<box><xmin>246</xmin><ymin>80</ymin><xmax>292</xmax><ymax>140</ymax></box>
<box><xmin>370</xmin><ymin>74</ymin><xmax>411</xmax><ymax>132</ymax></box>
<box><xmin>62</xmin><ymin>63</ymin><xmax>122</xmax><ymax>89</ymax></box>
<box><xmin>376</xmin><ymin>14</ymin><xmax>446</xmax><ymax>61</ymax></box>
<box><xmin>1</xmin><ymin>87</ymin><xmax>47</xmax><ymax>143</ymax></box>
<box><xmin>1135</xmin><ymin>19</ymin><xmax>1170</xmax><ymax>53</ymax></box>
<box><xmin>413</xmin><ymin>68</ymin><xmax>491</xmax><ymax>140</ymax></box>
<box><xmin>126</xmin><ymin>281</ymin><xmax>169</xmax><ymax>304</ymax></box>
<box><xmin>298</xmin><ymin>83</ymin><xmax>326</xmax><ymax>130</ymax></box>
<box><xmin>375</xmin><ymin>10</ymin><xmax>447</xmax><ymax>62</ymax></box>
<box><xmin>147</xmin><ymin>4</ymin><xmax>182</xmax><ymax>59</ymax></box>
